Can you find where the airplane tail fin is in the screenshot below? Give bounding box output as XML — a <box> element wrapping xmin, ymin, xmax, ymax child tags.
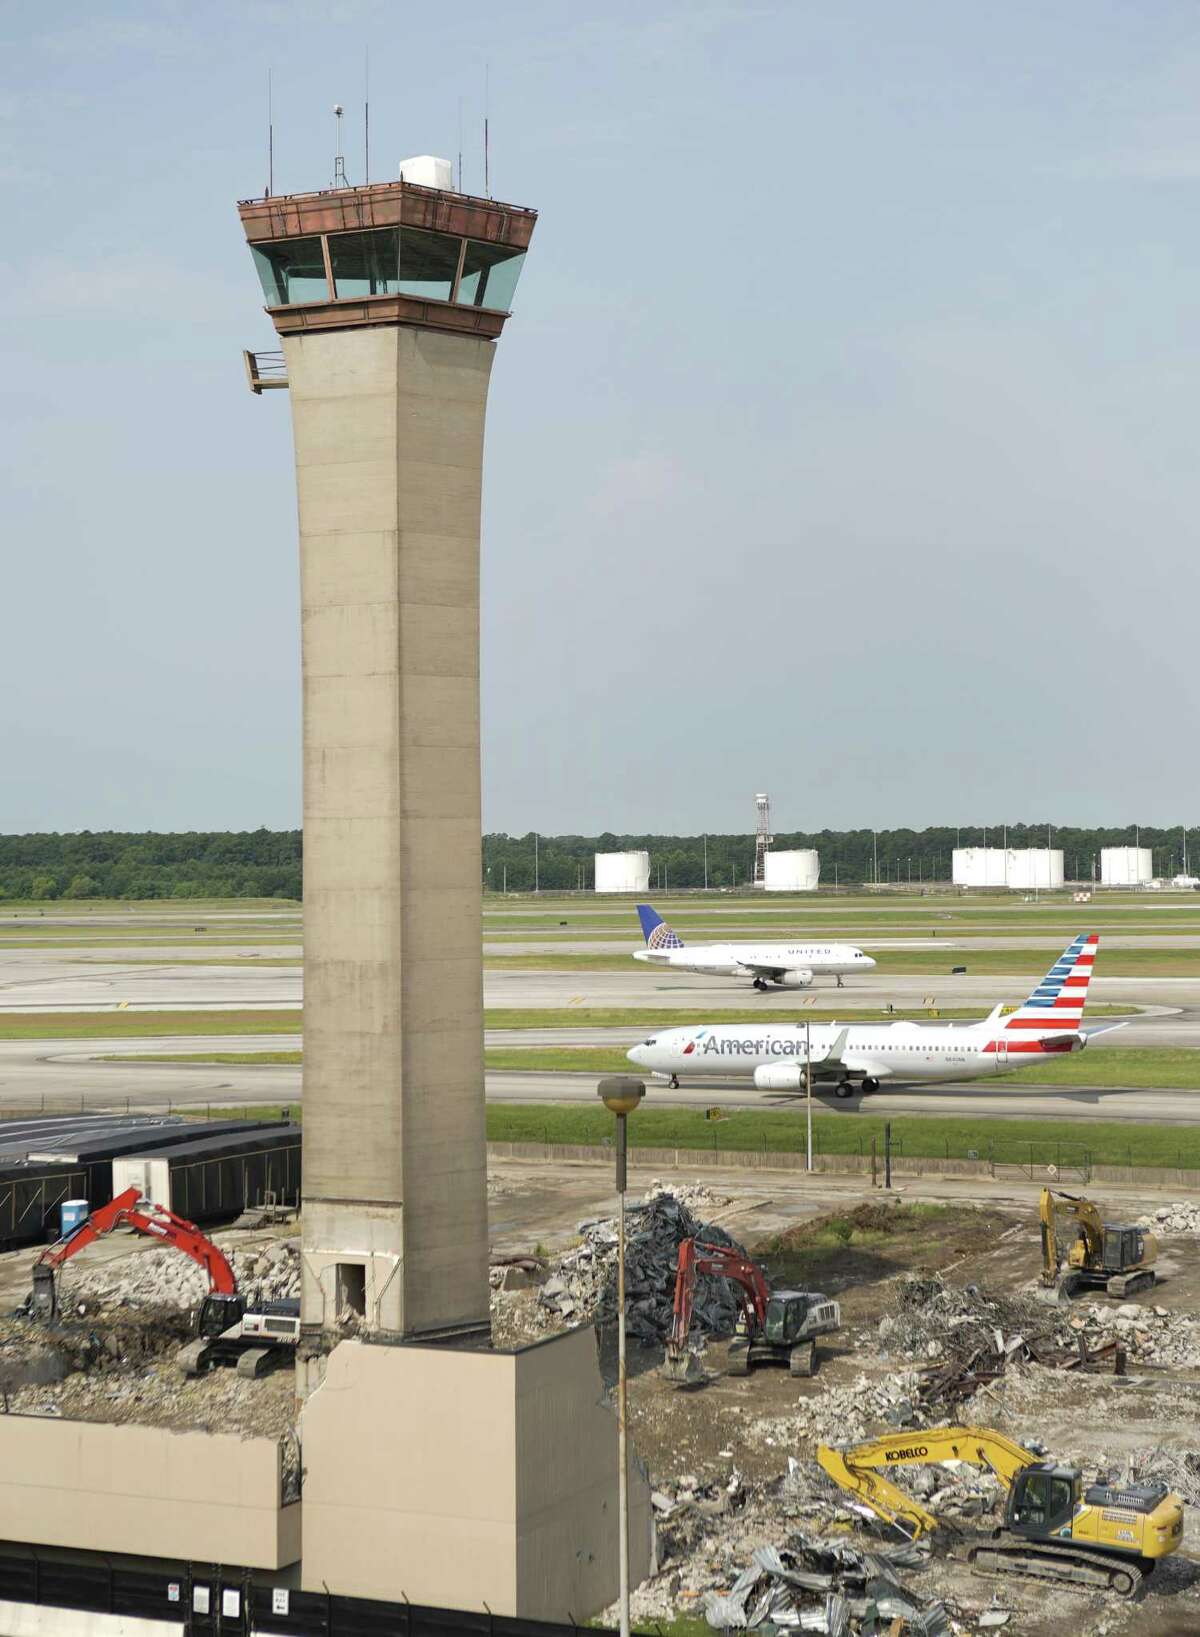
<box><xmin>636</xmin><ymin>903</ymin><xmax>684</xmax><ymax>950</ymax></box>
<box><xmin>1001</xmin><ymin>934</ymin><xmax>1099</xmax><ymax>1032</ymax></box>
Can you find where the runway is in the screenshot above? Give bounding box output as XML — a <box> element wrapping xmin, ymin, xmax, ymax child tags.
<box><xmin>0</xmin><ymin>1032</ymin><xmax>1196</xmax><ymax>1125</ymax></box>
<box><xmin>6</xmin><ymin>950</ymin><xmax>1200</xmax><ymax>1016</ymax></box>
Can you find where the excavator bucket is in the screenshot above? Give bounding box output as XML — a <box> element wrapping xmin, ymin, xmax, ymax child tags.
<box><xmin>661</xmin><ymin>1348</ymin><xmax>705</xmax><ymax>1387</ymax></box>
<box><xmin>30</xmin><ymin>1265</ymin><xmax>57</xmax><ymax>1321</ymax></box>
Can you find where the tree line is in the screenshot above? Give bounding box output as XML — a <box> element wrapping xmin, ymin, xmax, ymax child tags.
<box><xmin>0</xmin><ymin>824</ymin><xmax>1192</xmax><ymax>901</ymax></box>
<box><xmin>483</xmin><ymin>824</ymin><xmax>1199</xmax><ymax>892</ymax></box>
<box><xmin>0</xmin><ymin>831</ymin><xmax>302</xmax><ymax>901</ymax></box>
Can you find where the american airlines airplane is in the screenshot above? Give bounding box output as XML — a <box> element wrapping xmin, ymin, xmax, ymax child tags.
<box><xmin>633</xmin><ymin>904</ymin><xmax>875</xmax><ymax>990</ymax></box>
<box><xmin>628</xmin><ymin>934</ymin><xmax>1111</xmax><ymax>1096</ymax></box>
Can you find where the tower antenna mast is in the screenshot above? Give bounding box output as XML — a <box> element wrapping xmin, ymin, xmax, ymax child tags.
<box><xmin>363</xmin><ymin>49</ymin><xmax>370</xmax><ymax>184</ymax></box>
<box><xmin>333</xmin><ymin>104</ymin><xmax>348</xmax><ymax>188</ymax></box>
<box><xmin>267</xmin><ymin>69</ymin><xmax>274</xmax><ymax>197</ymax></box>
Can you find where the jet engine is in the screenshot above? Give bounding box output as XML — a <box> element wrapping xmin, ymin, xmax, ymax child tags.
<box><xmin>753</xmin><ymin>1063</ymin><xmax>806</xmax><ymax>1090</ymax></box>
<box><xmin>772</xmin><ymin>969</ymin><xmax>814</xmax><ymax>989</ymax></box>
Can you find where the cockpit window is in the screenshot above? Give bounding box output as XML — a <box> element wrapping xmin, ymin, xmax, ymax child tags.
<box><xmin>643</xmin><ymin>1037</ymin><xmax>657</xmax><ymax>1046</ymax></box>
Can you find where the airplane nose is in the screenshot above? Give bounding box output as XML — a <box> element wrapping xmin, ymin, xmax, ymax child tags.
<box><xmin>627</xmin><ymin>1044</ymin><xmax>645</xmax><ymax>1065</ymax></box>
<box><xmin>864</xmin><ymin>955</ymin><xmax>876</xmax><ymax>968</ymax></box>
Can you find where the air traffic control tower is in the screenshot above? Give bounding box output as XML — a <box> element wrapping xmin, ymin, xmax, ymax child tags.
<box><xmin>237</xmin><ymin>163</ymin><xmax>535</xmax><ymax>1345</ymax></box>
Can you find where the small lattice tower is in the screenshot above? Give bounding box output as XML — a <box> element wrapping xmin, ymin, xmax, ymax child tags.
<box><xmin>753</xmin><ymin>792</ymin><xmax>774</xmax><ymax>887</ymax></box>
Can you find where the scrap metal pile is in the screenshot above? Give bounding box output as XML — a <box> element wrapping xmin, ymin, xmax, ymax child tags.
<box><xmin>536</xmin><ymin>1191</ymin><xmax>746</xmax><ymax>1340</ymax></box>
<box><xmin>702</xmin><ymin>1533</ymin><xmax>952</xmax><ymax>1635</ymax></box>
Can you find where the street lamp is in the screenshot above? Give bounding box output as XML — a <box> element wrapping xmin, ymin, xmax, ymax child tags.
<box><xmin>597</xmin><ymin>1075</ymin><xmax>645</xmax><ymax>1637</ymax></box>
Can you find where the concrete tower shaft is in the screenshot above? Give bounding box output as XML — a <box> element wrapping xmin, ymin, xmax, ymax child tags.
<box><xmin>238</xmin><ymin>177</ymin><xmax>536</xmax><ymax>1341</ymax></box>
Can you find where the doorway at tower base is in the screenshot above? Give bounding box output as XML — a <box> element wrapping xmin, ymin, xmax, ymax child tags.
<box><xmin>298</xmin><ymin>1326</ymin><xmax>652</xmax><ymax>1620</ymax></box>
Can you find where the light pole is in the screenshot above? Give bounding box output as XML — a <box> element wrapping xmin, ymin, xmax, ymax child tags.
<box><xmin>805</xmin><ymin>1021</ymin><xmax>813</xmax><ymax>1173</ymax></box>
<box><xmin>703</xmin><ymin>833</ymin><xmax>708</xmax><ymax>890</ymax></box>
<box><xmin>597</xmin><ymin>1074</ymin><xmax>645</xmax><ymax>1637</ymax></box>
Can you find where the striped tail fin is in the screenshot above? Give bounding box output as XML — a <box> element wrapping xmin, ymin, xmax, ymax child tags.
<box><xmin>636</xmin><ymin>904</ymin><xmax>684</xmax><ymax>949</ymax></box>
<box><xmin>1002</xmin><ymin>934</ymin><xmax>1099</xmax><ymax>1032</ymax></box>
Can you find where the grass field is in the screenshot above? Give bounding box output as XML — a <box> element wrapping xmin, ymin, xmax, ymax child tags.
<box><xmin>0</xmin><ymin>1010</ymin><xmax>301</xmax><ymax>1040</ymax></box>
<box><xmin>0</xmin><ymin>1003</ymin><xmax>1130</xmax><ymax>1040</ymax></box>
<box><xmin>485</xmin><ymin>1103</ymin><xmax>1200</xmax><ymax>1170</ymax></box>
<box><xmin>189</xmin><ymin>1100</ymin><xmax>1200</xmax><ymax>1169</ymax></box>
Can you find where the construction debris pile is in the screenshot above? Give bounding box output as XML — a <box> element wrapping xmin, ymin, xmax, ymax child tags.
<box><xmin>875</xmin><ymin>1273</ymin><xmax>1200</xmax><ymax>1393</ymax></box>
<box><xmin>757</xmin><ymin>1372</ymin><xmax>929</xmax><ymax>1448</ymax></box>
<box><xmin>535</xmin><ymin>1191</ymin><xmax>746</xmax><ymax>1340</ymax></box>
<box><xmin>57</xmin><ymin>1240</ymin><xmax>300</xmax><ymax>1314</ymax></box>
<box><xmin>702</xmin><ymin>1534</ymin><xmax>953</xmax><ymax>1635</ymax></box>
<box><xmin>1140</xmin><ymin>1202</ymin><xmax>1200</xmax><ymax>1237</ymax></box>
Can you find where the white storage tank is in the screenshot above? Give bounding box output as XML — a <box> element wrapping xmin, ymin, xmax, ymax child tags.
<box><xmin>1006</xmin><ymin>849</ymin><xmax>1064</xmax><ymax>890</ymax></box>
<box><xmin>952</xmin><ymin>848</ymin><xmax>1009</xmax><ymax>887</ymax></box>
<box><xmin>593</xmin><ymin>850</ymin><xmax>651</xmax><ymax>894</ymax></box>
<box><xmin>763</xmin><ymin>850</ymin><xmax>820</xmax><ymax>892</ymax></box>
<box><xmin>1100</xmin><ymin>847</ymin><xmax>1153</xmax><ymax>887</ymax></box>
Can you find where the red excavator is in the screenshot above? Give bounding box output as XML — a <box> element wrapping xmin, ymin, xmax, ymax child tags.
<box><xmin>662</xmin><ymin>1237</ymin><xmax>841</xmax><ymax>1386</ymax></box>
<box><xmin>30</xmin><ymin>1187</ymin><xmax>298</xmax><ymax>1378</ymax></box>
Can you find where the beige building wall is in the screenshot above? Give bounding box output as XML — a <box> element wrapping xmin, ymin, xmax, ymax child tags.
<box><xmin>300</xmin><ymin>1332</ymin><xmax>652</xmax><ymax>1620</ymax></box>
<box><xmin>0</xmin><ymin>1419</ymin><xmax>299</xmax><ymax>1569</ymax></box>
<box><xmin>284</xmin><ymin>325</ymin><xmax>494</xmax><ymax>1340</ymax></box>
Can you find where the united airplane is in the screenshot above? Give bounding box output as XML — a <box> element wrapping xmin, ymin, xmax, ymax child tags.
<box><xmin>633</xmin><ymin>904</ymin><xmax>875</xmax><ymax>990</ymax></box>
<box><xmin>628</xmin><ymin>934</ymin><xmax>1111</xmax><ymax>1096</ymax></box>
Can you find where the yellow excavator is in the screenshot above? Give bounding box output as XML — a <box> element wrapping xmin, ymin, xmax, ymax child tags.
<box><xmin>1039</xmin><ymin>1187</ymin><xmax>1157</xmax><ymax>1300</ymax></box>
<box><xmin>817</xmin><ymin>1425</ymin><xmax>1183</xmax><ymax>1600</ymax></box>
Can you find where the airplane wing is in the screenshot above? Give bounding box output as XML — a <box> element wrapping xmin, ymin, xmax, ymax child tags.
<box><xmin>735</xmin><ymin>961</ymin><xmax>791</xmax><ymax>978</ymax></box>
<box><xmin>1080</xmin><ymin>1021</ymin><xmax>1129</xmax><ymax>1040</ymax></box>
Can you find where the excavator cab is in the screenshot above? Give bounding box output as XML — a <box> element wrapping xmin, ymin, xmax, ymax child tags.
<box><xmin>194</xmin><ymin>1292</ymin><xmax>246</xmax><ymax>1339</ymax></box>
<box><xmin>1007</xmin><ymin>1464</ymin><xmax>1081</xmax><ymax>1540</ymax></box>
<box><xmin>762</xmin><ymin>1292</ymin><xmax>818</xmax><ymax>1346</ymax></box>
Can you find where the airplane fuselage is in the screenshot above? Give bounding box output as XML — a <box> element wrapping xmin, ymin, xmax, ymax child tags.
<box><xmin>628</xmin><ymin>1020</ymin><xmax>1084</xmax><ymax>1087</ymax></box>
<box><xmin>633</xmin><ymin>942</ymin><xmax>872</xmax><ymax>978</ymax></box>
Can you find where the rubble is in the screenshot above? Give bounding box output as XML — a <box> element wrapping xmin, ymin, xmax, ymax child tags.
<box><xmin>54</xmin><ymin>1239</ymin><xmax>301</xmax><ymax>1314</ymax></box>
<box><xmin>876</xmin><ymin>1273</ymin><xmax>1200</xmax><ymax>1390</ymax></box>
<box><xmin>753</xmin><ymin>1372</ymin><xmax>929</xmax><ymax>1449</ymax></box>
<box><xmin>535</xmin><ymin>1191</ymin><xmax>747</xmax><ymax>1341</ymax></box>
<box><xmin>1139</xmin><ymin>1202</ymin><xmax>1200</xmax><ymax>1237</ymax></box>
<box><xmin>644</xmin><ymin>1178</ymin><xmax>732</xmax><ymax>1213</ymax></box>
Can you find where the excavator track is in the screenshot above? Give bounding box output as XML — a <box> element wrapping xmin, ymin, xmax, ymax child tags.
<box><xmin>966</xmin><ymin>1540</ymin><xmax>1146</xmax><ymax>1600</ymax></box>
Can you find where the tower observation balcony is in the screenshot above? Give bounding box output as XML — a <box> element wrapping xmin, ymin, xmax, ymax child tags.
<box><xmin>236</xmin><ymin>176</ymin><xmax>536</xmax><ymax>341</ymax></box>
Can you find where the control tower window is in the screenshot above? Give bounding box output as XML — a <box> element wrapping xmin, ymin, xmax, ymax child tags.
<box><xmin>329</xmin><ymin>225</ymin><xmax>462</xmax><ymax>302</ymax></box>
<box><xmin>458</xmin><ymin>241</ymin><xmax>526</xmax><ymax>311</ymax></box>
<box><xmin>251</xmin><ymin>237</ymin><xmax>329</xmax><ymax>305</ymax></box>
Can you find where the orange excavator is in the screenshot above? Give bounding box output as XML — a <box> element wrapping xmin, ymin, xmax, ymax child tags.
<box><xmin>30</xmin><ymin>1187</ymin><xmax>298</xmax><ymax>1378</ymax></box>
<box><xmin>662</xmin><ymin>1237</ymin><xmax>840</xmax><ymax>1386</ymax></box>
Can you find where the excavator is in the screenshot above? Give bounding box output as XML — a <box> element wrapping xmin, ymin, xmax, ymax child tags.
<box><xmin>29</xmin><ymin>1186</ymin><xmax>298</xmax><ymax>1379</ymax></box>
<box><xmin>817</xmin><ymin>1425</ymin><xmax>1184</xmax><ymax>1600</ymax></box>
<box><xmin>1039</xmin><ymin>1187</ymin><xmax>1157</xmax><ymax>1301</ymax></box>
<box><xmin>662</xmin><ymin>1237</ymin><xmax>840</xmax><ymax>1385</ymax></box>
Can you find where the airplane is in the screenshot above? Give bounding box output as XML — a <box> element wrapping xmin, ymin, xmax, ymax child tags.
<box><xmin>633</xmin><ymin>904</ymin><xmax>875</xmax><ymax>990</ymax></box>
<box><xmin>627</xmin><ymin>933</ymin><xmax>1115</xmax><ymax>1096</ymax></box>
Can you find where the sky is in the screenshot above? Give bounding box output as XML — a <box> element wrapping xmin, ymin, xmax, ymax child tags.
<box><xmin>2</xmin><ymin>0</ymin><xmax>1198</xmax><ymax>836</ymax></box>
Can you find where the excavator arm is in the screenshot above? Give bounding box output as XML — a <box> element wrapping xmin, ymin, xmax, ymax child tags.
<box><xmin>817</xmin><ymin>1426</ymin><xmax>1037</xmax><ymax>1541</ymax></box>
<box><xmin>32</xmin><ymin>1186</ymin><xmax>238</xmax><ymax>1319</ymax></box>
<box><xmin>1040</xmin><ymin>1187</ymin><xmax>1105</xmax><ymax>1286</ymax></box>
<box><xmin>663</xmin><ymin>1238</ymin><xmax>772</xmax><ymax>1383</ymax></box>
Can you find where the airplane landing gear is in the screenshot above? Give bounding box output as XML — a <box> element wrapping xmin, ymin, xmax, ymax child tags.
<box><xmin>752</xmin><ymin>978</ymin><xmax>768</xmax><ymax>991</ymax></box>
<box><xmin>834</xmin><ymin>1080</ymin><xmax>856</xmax><ymax>1099</ymax></box>
<box><xmin>669</xmin><ymin>1074</ymin><xmax>680</xmax><ymax>1089</ymax></box>
<box><xmin>861</xmin><ymin>1076</ymin><xmax>880</xmax><ymax>1094</ymax></box>
<box><xmin>835</xmin><ymin>975</ymin><xmax>845</xmax><ymax>989</ymax></box>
